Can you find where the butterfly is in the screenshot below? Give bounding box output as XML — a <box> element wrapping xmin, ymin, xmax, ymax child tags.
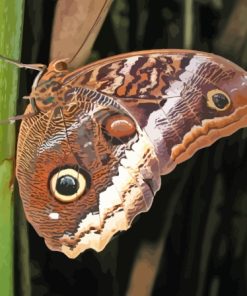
<box><xmin>7</xmin><ymin>49</ymin><xmax>246</xmax><ymax>259</ymax></box>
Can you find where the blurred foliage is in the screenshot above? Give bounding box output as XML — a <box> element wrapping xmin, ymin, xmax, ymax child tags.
<box><xmin>13</xmin><ymin>0</ymin><xmax>247</xmax><ymax>296</ymax></box>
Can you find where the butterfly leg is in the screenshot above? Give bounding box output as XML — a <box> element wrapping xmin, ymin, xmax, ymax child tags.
<box><xmin>0</xmin><ymin>112</ymin><xmax>37</xmax><ymax>124</ymax></box>
<box><xmin>9</xmin><ymin>96</ymin><xmax>39</xmax><ymax>122</ymax></box>
<box><xmin>0</xmin><ymin>55</ymin><xmax>47</xmax><ymax>90</ymax></box>
<box><xmin>22</xmin><ymin>96</ymin><xmax>38</xmax><ymax>113</ymax></box>
<box><xmin>0</xmin><ymin>96</ymin><xmax>39</xmax><ymax>125</ymax></box>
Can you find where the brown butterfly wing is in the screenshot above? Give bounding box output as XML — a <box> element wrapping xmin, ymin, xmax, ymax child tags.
<box><xmin>16</xmin><ymin>86</ymin><xmax>160</xmax><ymax>258</ymax></box>
<box><xmin>16</xmin><ymin>49</ymin><xmax>247</xmax><ymax>258</ymax></box>
<box><xmin>62</xmin><ymin>49</ymin><xmax>247</xmax><ymax>174</ymax></box>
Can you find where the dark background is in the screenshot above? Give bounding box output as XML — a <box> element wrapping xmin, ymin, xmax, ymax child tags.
<box><xmin>15</xmin><ymin>0</ymin><xmax>247</xmax><ymax>295</ymax></box>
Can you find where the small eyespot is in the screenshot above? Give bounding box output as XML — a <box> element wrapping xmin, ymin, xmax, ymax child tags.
<box><xmin>54</xmin><ymin>60</ymin><xmax>68</xmax><ymax>72</ymax></box>
<box><xmin>104</xmin><ymin>114</ymin><xmax>136</xmax><ymax>141</ymax></box>
<box><xmin>207</xmin><ymin>89</ymin><xmax>231</xmax><ymax>111</ymax></box>
<box><xmin>103</xmin><ymin>114</ymin><xmax>136</xmax><ymax>145</ymax></box>
<box><xmin>50</xmin><ymin>168</ymin><xmax>88</xmax><ymax>203</ymax></box>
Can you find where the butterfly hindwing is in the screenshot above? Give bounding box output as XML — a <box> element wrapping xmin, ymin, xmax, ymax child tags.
<box><xmin>16</xmin><ymin>84</ymin><xmax>160</xmax><ymax>258</ymax></box>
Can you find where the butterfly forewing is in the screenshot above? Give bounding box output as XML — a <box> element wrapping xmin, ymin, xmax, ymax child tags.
<box><xmin>60</xmin><ymin>50</ymin><xmax>247</xmax><ymax>173</ymax></box>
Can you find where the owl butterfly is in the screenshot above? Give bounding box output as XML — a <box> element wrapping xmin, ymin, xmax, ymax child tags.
<box><xmin>10</xmin><ymin>49</ymin><xmax>247</xmax><ymax>259</ymax></box>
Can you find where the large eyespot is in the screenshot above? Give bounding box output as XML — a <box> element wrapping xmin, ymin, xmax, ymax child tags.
<box><xmin>104</xmin><ymin>114</ymin><xmax>136</xmax><ymax>142</ymax></box>
<box><xmin>50</xmin><ymin>167</ymin><xmax>89</xmax><ymax>203</ymax></box>
<box><xmin>207</xmin><ymin>89</ymin><xmax>231</xmax><ymax>111</ymax></box>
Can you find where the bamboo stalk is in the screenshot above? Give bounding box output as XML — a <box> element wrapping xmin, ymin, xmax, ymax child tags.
<box><xmin>0</xmin><ymin>1</ymin><xmax>25</xmax><ymax>295</ymax></box>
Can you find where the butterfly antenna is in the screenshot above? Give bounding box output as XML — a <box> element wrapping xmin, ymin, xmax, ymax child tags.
<box><xmin>68</xmin><ymin>0</ymin><xmax>111</xmax><ymax>65</ymax></box>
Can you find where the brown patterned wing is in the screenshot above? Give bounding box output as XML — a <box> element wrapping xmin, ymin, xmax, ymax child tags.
<box><xmin>16</xmin><ymin>87</ymin><xmax>160</xmax><ymax>258</ymax></box>
<box><xmin>61</xmin><ymin>49</ymin><xmax>247</xmax><ymax>174</ymax></box>
<box><xmin>16</xmin><ymin>49</ymin><xmax>247</xmax><ymax>258</ymax></box>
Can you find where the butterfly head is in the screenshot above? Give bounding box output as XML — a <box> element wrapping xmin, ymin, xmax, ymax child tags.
<box><xmin>29</xmin><ymin>59</ymin><xmax>71</xmax><ymax>112</ymax></box>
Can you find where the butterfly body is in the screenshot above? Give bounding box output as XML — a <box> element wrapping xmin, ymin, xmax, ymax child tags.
<box><xmin>16</xmin><ymin>49</ymin><xmax>247</xmax><ymax>258</ymax></box>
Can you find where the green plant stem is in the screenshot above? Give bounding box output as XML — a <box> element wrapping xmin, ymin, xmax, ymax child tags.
<box><xmin>0</xmin><ymin>1</ymin><xmax>25</xmax><ymax>295</ymax></box>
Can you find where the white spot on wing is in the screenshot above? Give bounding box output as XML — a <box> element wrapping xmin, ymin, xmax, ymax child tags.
<box><xmin>83</xmin><ymin>141</ymin><xmax>92</xmax><ymax>148</ymax></box>
<box><xmin>49</xmin><ymin>212</ymin><xmax>59</xmax><ymax>220</ymax></box>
